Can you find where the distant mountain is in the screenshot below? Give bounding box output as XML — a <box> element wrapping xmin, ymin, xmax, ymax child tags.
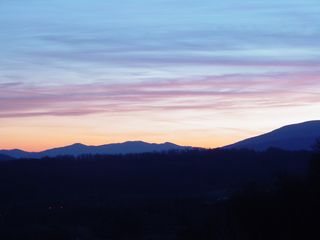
<box><xmin>0</xmin><ymin>154</ymin><xmax>14</xmax><ymax>161</ymax></box>
<box><xmin>225</xmin><ymin>120</ymin><xmax>320</xmax><ymax>151</ymax></box>
<box><xmin>0</xmin><ymin>141</ymin><xmax>190</xmax><ymax>159</ymax></box>
<box><xmin>0</xmin><ymin>149</ymin><xmax>31</xmax><ymax>159</ymax></box>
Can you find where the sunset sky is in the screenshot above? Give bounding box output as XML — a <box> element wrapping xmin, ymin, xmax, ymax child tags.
<box><xmin>1</xmin><ymin>0</ymin><xmax>320</xmax><ymax>151</ymax></box>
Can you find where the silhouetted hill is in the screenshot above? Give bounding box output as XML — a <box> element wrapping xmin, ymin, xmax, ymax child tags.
<box><xmin>226</xmin><ymin>120</ymin><xmax>320</xmax><ymax>151</ymax></box>
<box><xmin>0</xmin><ymin>141</ymin><xmax>190</xmax><ymax>158</ymax></box>
<box><xmin>0</xmin><ymin>154</ymin><xmax>14</xmax><ymax>161</ymax></box>
<box><xmin>0</xmin><ymin>149</ymin><xmax>31</xmax><ymax>159</ymax></box>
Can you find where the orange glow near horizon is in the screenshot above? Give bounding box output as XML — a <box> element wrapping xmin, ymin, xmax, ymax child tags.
<box><xmin>0</xmin><ymin>134</ymin><xmax>251</xmax><ymax>152</ymax></box>
<box><xmin>1</xmin><ymin>105</ymin><xmax>319</xmax><ymax>152</ymax></box>
<box><xmin>0</xmin><ymin>121</ymin><xmax>246</xmax><ymax>152</ymax></box>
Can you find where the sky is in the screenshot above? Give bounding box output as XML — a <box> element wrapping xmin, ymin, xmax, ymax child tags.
<box><xmin>1</xmin><ymin>0</ymin><xmax>320</xmax><ymax>151</ymax></box>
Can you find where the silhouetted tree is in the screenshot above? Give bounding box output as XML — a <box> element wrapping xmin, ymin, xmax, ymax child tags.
<box><xmin>313</xmin><ymin>137</ymin><xmax>320</xmax><ymax>152</ymax></box>
<box><xmin>309</xmin><ymin>138</ymin><xmax>320</xmax><ymax>184</ymax></box>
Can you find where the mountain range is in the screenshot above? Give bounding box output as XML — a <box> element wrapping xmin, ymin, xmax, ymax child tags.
<box><xmin>1</xmin><ymin>120</ymin><xmax>320</xmax><ymax>159</ymax></box>
<box><xmin>0</xmin><ymin>141</ymin><xmax>188</xmax><ymax>159</ymax></box>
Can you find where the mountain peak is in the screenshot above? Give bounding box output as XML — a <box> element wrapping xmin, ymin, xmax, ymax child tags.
<box><xmin>121</xmin><ymin>140</ymin><xmax>148</xmax><ymax>144</ymax></box>
<box><xmin>69</xmin><ymin>143</ymin><xmax>87</xmax><ymax>147</ymax></box>
<box><xmin>163</xmin><ymin>142</ymin><xmax>178</xmax><ymax>146</ymax></box>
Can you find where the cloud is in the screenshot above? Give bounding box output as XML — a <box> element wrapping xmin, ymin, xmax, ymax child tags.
<box><xmin>1</xmin><ymin>72</ymin><xmax>319</xmax><ymax>118</ymax></box>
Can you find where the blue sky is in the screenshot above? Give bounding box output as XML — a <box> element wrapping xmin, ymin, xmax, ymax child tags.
<box><xmin>2</xmin><ymin>0</ymin><xmax>319</xmax><ymax>85</ymax></box>
<box><xmin>1</xmin><ymin>0</ymin><xmax>320</xmax><ymax>150</ymax></box>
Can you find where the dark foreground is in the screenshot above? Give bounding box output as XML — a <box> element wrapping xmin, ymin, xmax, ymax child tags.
<box><xmin>0</xmin><ymin>148</ymin><xmax>319</xmax><ymax>239</ymax></box>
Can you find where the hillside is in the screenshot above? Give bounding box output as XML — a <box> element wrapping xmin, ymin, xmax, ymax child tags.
<box><xmin>226</xmin><ymin>120</ymin><xmax>320</xmax><ymax>151</ymax></box>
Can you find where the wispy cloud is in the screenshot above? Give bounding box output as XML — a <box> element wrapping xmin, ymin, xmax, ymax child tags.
<box><xmin>1</xmin><ymin>72</ymin><xmax>319</xmax><ymax>118</ymax></box>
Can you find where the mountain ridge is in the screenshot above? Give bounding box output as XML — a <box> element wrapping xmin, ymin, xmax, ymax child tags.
<box><xmin>0</xmin><ymin>141</ymin><xmax>191</xmax><ymax>159</ymax></box>
<box><xmin>2</xmin><ymin>120</ymin><xmax>320</xmax><ymax>158</ymax></box>
<box><xmin>225</xmin><ymin>120</ymin><xmax>320</xmax><ymax>151</ymax></box>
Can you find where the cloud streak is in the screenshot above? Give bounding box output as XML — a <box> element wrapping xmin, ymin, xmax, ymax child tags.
<box><xmin>1</xmin><ymin>72</ymin><xmax>320</xmax><ymax>118</ymax></box>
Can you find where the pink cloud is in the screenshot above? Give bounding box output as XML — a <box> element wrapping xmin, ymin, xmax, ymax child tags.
<box><xmin>1</xmin><ymin>71</ymin><xmax>320</xmax><ymax>118</ymax></box>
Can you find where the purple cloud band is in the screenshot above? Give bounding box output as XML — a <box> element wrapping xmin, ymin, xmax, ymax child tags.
<box><xmin>1</xmin><ymin>72</ymin><xmax>320</xmax><ymax>118</ymax></box>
